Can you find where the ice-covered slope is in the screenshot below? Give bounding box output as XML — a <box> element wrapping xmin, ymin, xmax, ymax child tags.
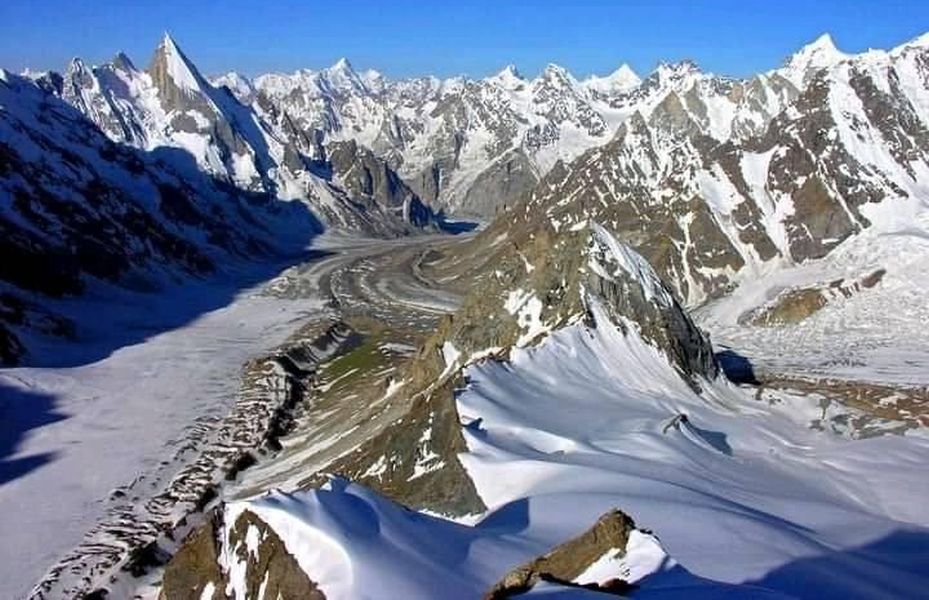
<box><xmin>698</xmin><ymin>207</ymin><xmax>929</xmax><ymax>386</ymax></box>
<box><xmin>162</xmin><ymin>224</ymin><xmax>929</xmax><ymax>599</ymax></box>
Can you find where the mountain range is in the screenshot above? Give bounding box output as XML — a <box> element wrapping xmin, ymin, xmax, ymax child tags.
<box><xmin>8</xmin><ymin>31</ymin><xmax>929</xmax><ymax>306</ymax></box>
<box><xmin>4</xmin><ymin>28</ymin><xmax>929</xmax><ymax>600</ymax></box>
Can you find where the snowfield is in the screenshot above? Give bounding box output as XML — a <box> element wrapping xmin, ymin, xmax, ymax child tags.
<box><xmin>223</xmin><ymin>299</ymin><xmax>929</xmax><ymax>598</ymax></box>
<box><xmin>698</xmin><ymin>205</ymin><xmax>929</xmax><ymax>385</ymax></box>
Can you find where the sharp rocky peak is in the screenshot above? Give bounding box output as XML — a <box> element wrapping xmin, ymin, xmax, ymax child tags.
<box><xmin>654</xmin><ymin>59</ymin><xmax>701</xmax><ymax>79</ymax></box>
<box><xmin>783</xmin><ymin>32</ymin><xmax>847</xmax><ymax>76</ymax></box>
<box><xmin>149</xmin><ymin>32</ymin><xmax>209</xmax><ymax>93</ymax></box>
<box><xmin>498</xmin><ymin>64</ymin><xmax>523</xmax><ymax>79</ymax></box>
<box><xmin>541</xmin><ymin>62</ymin><xmax>571</xmax><ymax>78</ymax></box>
<box><xmin>328</xmin><ymin>57</ymin><xmax>355</xmax><ymax>73</ymax></box>
<box><xmin>111</xmin><ymin>51</ymin><xmax>136</xmax><ymax>72</ymax></box>
<box><xmin>66</xmin><ymin>56</ymin><xmax>91</xmax><ymax>75</ymax></box>
<box><xmin>319</xmin><ymin>57</ymin><xmax>368</xmax><ymax>93</ymax></box>
<box><xmin>536</xmin><ymin>63</ymin><xmax>578</xmax><ymax>90</ymax></box>
<box><xmin>487</xmin><ymin>63</ymin><xmax>525</xmax><ymax>90</ymax></box>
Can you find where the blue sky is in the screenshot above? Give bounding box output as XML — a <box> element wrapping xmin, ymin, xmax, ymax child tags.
<box><xmin>1</xmin><ymin>1</ymin><xmax>927</xmax><ymax>79</ymax></box>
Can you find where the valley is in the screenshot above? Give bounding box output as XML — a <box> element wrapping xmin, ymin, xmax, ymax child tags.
<box><xmin>6</xmin><ymin>231</ymin><xmax>474</xmax><ymax>599</ymax></box>
<box><xmin>2</xmin><ymin>17</ymin><xmax>929</xmax><ymax>600</ymax></box>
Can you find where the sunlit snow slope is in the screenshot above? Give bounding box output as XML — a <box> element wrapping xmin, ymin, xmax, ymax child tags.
<box><xmin>210</xmin><ymin>229</ymin><xmax>929</xmax><ymax>599</ymax></box>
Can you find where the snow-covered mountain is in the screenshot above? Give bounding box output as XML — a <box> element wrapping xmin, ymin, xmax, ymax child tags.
<box><xmin>159</xmin><ymin>222</ymin><xmax>929</xmax><ymax>599</ymax></box>
<box><xmin>0</xmin><ymin>65</ymin><xmax>326</xmax><ymax>365</ymax></box>
<box><xmin>0</xmin><ymin>35</ymin><xmax>440</xmax><ymax>365</ymax></box>
<box><xmin>49</xmin><ymin>34</ymin><xmax>435</xmax><ymax>235</ymax></box>
<box><xmin>25</xmin><ymin>31</ymin><xmax>929</xmax><ymax>297</ymax></box>
<box><xmin>199</xmin><ymin>32</ymin><xmax>928</xmax><ymax>246</ymax></box>
<box><xmin>247</xmin><ymin>56</ymin><xmax>646</xmax><ymax>217</ymax></box>
<box><xmin>470</xmin><ymin>32</ymin><xmax>929</xmax><ymax>305</ymax></box>
<box><xmin>7</xmin><ymin>30</ymin><xmax>929</xmax><ymax>599</ymax></box>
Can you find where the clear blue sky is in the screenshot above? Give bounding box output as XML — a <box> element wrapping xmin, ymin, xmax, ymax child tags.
<box><xmin>2</xmin><ymin>0</ymin><xmax>927</xmax><ymax>79</ymax></box>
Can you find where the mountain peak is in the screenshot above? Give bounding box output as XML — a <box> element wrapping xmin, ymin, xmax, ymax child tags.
<box><xmin>321</xmin><ymin>57</ymin><xmax>367</xmax><ymax>93</ymax></box>
<box><xmin>111</xmin><ymin>51</ymin><xmax>136</xmax><ymax>72</ymax></box>
<box><xmin>656</xmin><ymin>59</ymin><xmax>700</xmax><ymax>76</ymax></box>
<box><xmin>538</xmin><ymin>63</ymin><xmax>576</xmax><ymax>89</ymax></box>
<box><xmin>650</xmin><ymin>60</ymin><xmax>701</xmax><ymax>88</ymax></box>
<box><xmin>149</xmin><ymin>32</ymin><xmax>207</xmax><ymax>93</ymax></box>
<box><xmin>66</xmin><ymin>56</ymin><xmax>89</xmax><ymax>74</ymax></box>
<box><xmin>783</xmin><ymin>33</ymin><xmax>847</xmax><ymax>82</ymax></box>
<box><xmin>159</xmin><ymin>32</ymin><xmax>180</xmax><ymax>54</ymax></box>
<box><xmin>610</xmin><ymin>64</ymin><xmax>640</xmax><ymax>82</ymax></box>
<box><xmin>499</xmin><ymin>64</ymin><xmax>522</xmax><ymax>78</ymax></box>
<box><xmin>488</xmin><ymin>63</ymin><xmax>525</xmax><ymax>89</ymax></box>
<box><xmin>542</xmin><ymin>62</ymin><xmax>569</xmax><ymax>76</ymax></box>
<box><xmin>330</xmin><ymin>57</ymin><xmax>354</xmax><ymax>72</ymax></box>
<box><xmin>211</xmin><ymin>71</ymin><xmax>256</xmax><ymax>102</ymax></box>
<box><xmin>808</xmin><ymin>32</ymin><xmax>839</xmax><ymax>53</ymax></box>
<box><xmin>583</xmin><ymin>63</ymin><xmax>641</xmax><ymax>93</ymax></box>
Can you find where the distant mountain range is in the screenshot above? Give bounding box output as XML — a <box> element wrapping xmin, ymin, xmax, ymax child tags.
<box><xmin>3</xmin><ymin>31</ymin><xmax>929</xmax><ymax>363</ymax></box>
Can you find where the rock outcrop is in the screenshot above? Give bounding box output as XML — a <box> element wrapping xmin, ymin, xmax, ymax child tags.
<box><xmin>485</xmin><ymin>509</ymin><xmax>638</xmax><ymax>598</ymax></box>
<box><xmin>324</xmin><ymin>222</ymin><xmax>719</xmax><ymax>521</ymax></box>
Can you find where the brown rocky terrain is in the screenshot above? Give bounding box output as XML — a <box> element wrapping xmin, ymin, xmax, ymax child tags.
<box><xmin>485</xmin><ymin>509</ymin><xmax>638</xmax><ymax>598</ymax></box>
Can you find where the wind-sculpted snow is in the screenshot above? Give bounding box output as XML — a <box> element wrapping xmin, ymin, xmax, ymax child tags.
<box><xmin>454</xmin><ymin>299</ymin><xmax>929</xmax><ymax>598</ymax></box>
<box><xmin>209</xmin><ymin>478</ymin><xmax>745</xmax><ymax>599</ymax></box>
<box><xmin>176</xmin><ymin>289</ymin><xmax>929</xmax><ymax>598</ymax></box>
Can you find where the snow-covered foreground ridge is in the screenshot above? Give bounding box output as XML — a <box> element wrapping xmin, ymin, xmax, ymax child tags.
<box><xmin>189</xmin><ymin>230</ymin><xmax>929</xmax><ymax>599</ymax></box>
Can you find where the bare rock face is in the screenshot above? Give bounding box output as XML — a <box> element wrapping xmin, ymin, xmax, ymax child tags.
<box><xmin>585</xmin><ymin>224</ymin><xmax>719</xmax><ymax>382</ymax></box>
<box><xmin>224</xmin><ymin>510</ymin><xmax>326</xmax><ymax>600</ymax></box>
<box><xmin>749</xmin><ymin>288</ymin><xmax>829</xmax><ymax>326</ymax></box>
<box><xmin>485</xmin><ymin>509</ymin><xmax>638</xmax><ymax>598</ymax></box>
<box><xmin>458</xmin><ymin>148</ymin><xmax>539</xmax><ymax>218</ymax></box>
<box><xmin>319</xmin><ymin>376</ymin><xmax>487</xmax><ymax>517</ymax></box>
<box><xmin>743</xmin><ymin>268</ymin><xmax>886</xmax><ymax>326</ymax></box>
<box><xmin>160</xmin><ymin>510</ymin><xmax>326</xmax><ymax>600</ymax></box>
<box><xmin>325</xmin><ymin>139</ymin><xmax>434</xmax><ymax>229</ymax></box>
<box><xmin>326</xmin><ymin>222</ymin><xmax>719</xmax><ymax>520</ymax></box>
<box><xmin>160</xmin><ymin>515</ymin><xmax>226</xmax><ymax>600</ymax></box>
<box><xmin>416</xmin><ymin>222</ymin><xmax>720</xmax><ymax>386</ymax></box>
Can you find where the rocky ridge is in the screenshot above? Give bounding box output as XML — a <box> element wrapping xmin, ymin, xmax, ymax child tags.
<box><xmin>46</xmin><ymin>34</ymin><xmax>435</xmax><ymax>236</ymax></box>
<box><xmin>28</xmin><ymin>321</ymin><xmax>359</xmax><ymax>599</ymax></box>
<box><xmin>156</xmin><ymin>221</ymin><xmax>726</xmax><ymax>598</ymax></box>
<box><xmin>462</xmin><ymin>33</ymin><xmax>929</xmax><ymax>305</ymax></box>
<box><xmin>274</xmin><ymin>221</ymin><xmax>716</xmax><ymax>521</ymax></box>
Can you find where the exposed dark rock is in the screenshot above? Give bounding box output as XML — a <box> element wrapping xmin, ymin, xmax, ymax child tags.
<box><xmin>325</xmin><ymin>139</ymin><xmax>434</xmax><ymax>229</ymax></box>
<box><xmin>160</xmin><ymin>514</ymin><xmax>226</xmax><ymax>600</ymax></box>
<box><xmin>485</xmin><ymin>509</ymin><xmax>638</xmax><ymax>598</ymax></box>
